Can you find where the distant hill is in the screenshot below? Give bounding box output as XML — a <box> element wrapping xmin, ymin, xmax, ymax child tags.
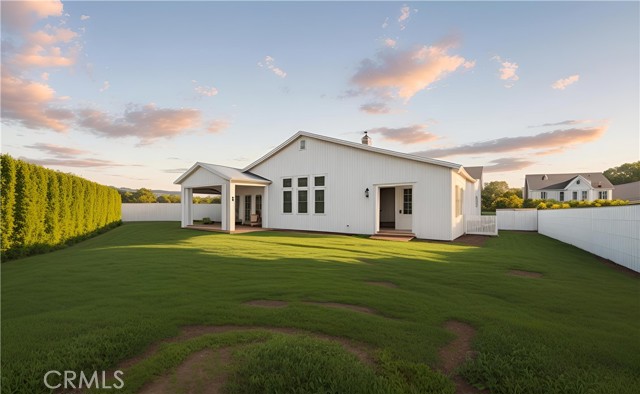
<box><xmin>116</xmin><ymin>187</ymin><xmax>180</xmax><ymax>197</ymax></box>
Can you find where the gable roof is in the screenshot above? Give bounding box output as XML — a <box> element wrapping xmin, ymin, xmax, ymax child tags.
<box><xmin>243</xmin><ymin>131</ymin><xmax>475</xmax><ymax>181</ymax></box>
<box><xmin>174</xmin><ymin>162</ymin><xmax>271</xmax><ymax>185</ymax></box>
<box><xmin>463</xmin><ymin>166</ymin><xmax>483</xmax><ymax>182</ymax></box>
<box><xmin>525</xmin><ymin>172</ymin><xmax>613</xmax><ymax>191</ymax></box>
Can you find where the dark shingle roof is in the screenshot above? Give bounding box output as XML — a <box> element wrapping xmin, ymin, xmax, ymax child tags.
<box><xmin>612</xmin><ymin>181</ymin><xmax>640</xmax><ymax>201</ymax></box>
<box><xmin>525</xmin><ymin>173</ymin><xmax>614</xmax><ymax>190</ymax></box>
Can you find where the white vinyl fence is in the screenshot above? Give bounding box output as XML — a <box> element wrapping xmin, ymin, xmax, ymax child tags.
<box><xmin>122</xmin><ymin>203</ymin><xmax>221</xmax><ymax>222</ymax></box>
<box><xmin>465</xmin><ymin>215</ymin><xmax>498</xmax><ymax>236</ymax></box>
<box><xmin>538</xmin><ymin>205</ymin><xmax>640</xmax><ymax>272</ymax></box>
<box><xmin>496</xmin><ymin>209</ymin><xmax>538</xmax><ymax>231</ymax></box>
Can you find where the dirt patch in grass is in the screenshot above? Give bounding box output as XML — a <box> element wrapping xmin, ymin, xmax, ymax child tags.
<box><xmin>365</xmin><ymin>281</ymin><xmax>398</xmax><ymax>289</ymax></box>
<box><xmin>596</xmin><ymin>256</ymin><xmax>640</xmax><ymax>278</ymax></box>
<box><xmin>244</xmin><ymin>300</ymin><xmax>289</xmax><ymax>308</ymax></box>
<box><xmin>304</xmin><ymin>301</ymin><xmax>378</xmax><ymax>315</ymax></box>
<box><xmin>508</xmin><ymin>269</ymin><xmax>543</xmax><ymax>278</ymax></box>
<box><xmin>115</xmin><ymin>325</ymin><xmax>375</xmax><ymax>376</ymax></box>
<box><xmin>452</xmin><ymin>235</ymin><xmax>489</xmax><ymax>247</ymax></box>
<box><xmin>138</xmin><ymin>347</ymin><xmax>232</xmax><ymax>394</ymax></box>
<box><xmin>439</xmin><ymin>320</ymin><xmax>482</xmax><ymax>394</ymax></box>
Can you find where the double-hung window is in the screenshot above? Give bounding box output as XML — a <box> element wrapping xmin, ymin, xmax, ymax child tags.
<box><xmin>403</xmin><ymin>188</ymin><xmax>412</xmax><ymax>215</ymax></box>
<box><xmin>599</xmin><ymin>190</ymin><xmax>608</xmax><ymax>199</ymax></box>
<box><xmin>559</xmin><ymin>191</ymin><xmax>565</xmax><ymax>201</ymax></box>
<box><xmin>581</xmin><ymin>191</ymin><xmax>588</xmax><ymax>200</ymax></box>
<box><xmin>541</xmin><ymin>191</ymin><xmax>547</xmax><ymax>199</ymax></box>
<box><xmin>572</xmin><ymin>191</ymin><xmax>578</xmax><ymax>200</ymax></box>
<box><xmin>298</xmin><ymin>177</ymin><xmax>308</xmax><ymax>214</ymax></box>
<box><xmin>283</xmin><ymin>178</ymin><xmax>292</xmax><ymax>213</ymax></box>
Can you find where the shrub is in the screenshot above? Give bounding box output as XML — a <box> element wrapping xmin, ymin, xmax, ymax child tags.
<box><xmin>202</xmin><ymin>217</ymin><xmax>212</xmax><ymax>224</ymax></box>
<box><xmin>0</xmin><ymin>155</ymin><xmax>121</xmax><ymax>261</ymax></box>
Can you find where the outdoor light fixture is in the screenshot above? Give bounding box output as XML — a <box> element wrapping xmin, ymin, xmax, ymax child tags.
<box><xmin>365</xmin><ymin>188</ymin><xmax>369</xmax><ymax>198</ymax></box>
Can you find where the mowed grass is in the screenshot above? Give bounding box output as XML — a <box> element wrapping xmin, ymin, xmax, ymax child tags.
<box><xmin>1</xmin><ymin>222</ymin><xmax>639</xmax><ymax>393</ymax></box>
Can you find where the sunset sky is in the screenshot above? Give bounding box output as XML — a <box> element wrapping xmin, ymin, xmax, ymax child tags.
<box><xmin>2</xmin><ymin>1</ymin><xmax>638</xmax><ymax>190</ymax></box>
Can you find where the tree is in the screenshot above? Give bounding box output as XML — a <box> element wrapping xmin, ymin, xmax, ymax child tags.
<box><xmin>132</xmin><ymin>188</ymin><xmax>157</xmax><ymax>203</ymax></box>
<box><xmin>482</xmin><ymin>181</ymin><xmax>509</xmax><ymax>210</ymax></box>
<box><xmin>603</xmin><ymin>161</ymin><xmax>640</xmax><ymax>185</ymax></box>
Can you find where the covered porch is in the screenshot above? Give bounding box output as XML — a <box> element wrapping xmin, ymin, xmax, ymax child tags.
<box><xmin>174</xmin><ymin>162</ymin><xmax>271</xmax><ymax>233</ymax></box>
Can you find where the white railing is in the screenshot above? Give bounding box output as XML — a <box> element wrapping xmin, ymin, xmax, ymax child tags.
<box><xmin>122</xmin><ymin>203</ymin><xmax>221</xmax><ymax>222</ymax></box>
<box><xmin>496</xmin><ymin>209</ymin><xmax>538</xmax><ymax>231</ymax></box>
<box><xmin>465</xmin><ymin>215</ymin><xmax>498</xmax><ymax>236</ymax></box>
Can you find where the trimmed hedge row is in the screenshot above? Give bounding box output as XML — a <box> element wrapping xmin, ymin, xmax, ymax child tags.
<box><xmin>1</xmin><ymin>154</ymin><xmax>122</xmax><ymax>260</ymax></box>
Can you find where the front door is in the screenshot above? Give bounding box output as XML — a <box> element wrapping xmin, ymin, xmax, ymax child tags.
<box><xmin>379</xmin><ymin>188</ymin><xmax>395</xmax><ymax>229</ymax></box>
<box><xmin>395</xmin><ymin>187</ymin><xmax>412</xmax><ymax>231</ymax></box>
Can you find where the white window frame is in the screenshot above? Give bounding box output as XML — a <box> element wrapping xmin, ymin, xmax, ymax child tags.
<box><xmin>572</xmin><ymin>191</ymin><xmax>578</xmax><ymax>200</ymax></box>
<box><xmin>559</xmin><ymin>191</ymin><xmax>565</xmax><ymax>202</ymax></box>
<box><xmin>297</xmin><ymin>176</ymin><xmax>308</xmax><ymax>214</ymax></box>
<box><xmin>299</xmin><ymin>139</ymin><xmax>306</xmax><ymax>150</ymax></box>
<box><xmin>541</xmin><ymin>191</ymin><xmax>547</xmax><ymax>199</ymax></box>
<box><xmin>581</xmin><ymin>191</ymin><xmax>588</xmax><ymax>201</ymax></box>
<box><xmin>599</xmin><ymin>190</ymin><xmax>608</xmax><ymax>199</ymax></box>
<box><xmin>282</xmin><ymin>177</ymin><xmax>292</xmax><ymax>214</ymax></box>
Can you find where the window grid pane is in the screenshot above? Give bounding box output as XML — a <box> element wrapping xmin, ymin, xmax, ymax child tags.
<box><xmin>298</xmin><ymin>177</ymin><xmax>308</xmax><ymax>187</ymax></box>
<box><xmin>283</xmin><ymin>178</ymin><xmax>292</xmax><ymax>188</ymax></box>
<box><xmin>315</xmin><ymin>189</ymin><xmax>324</xmax><ymax>214</ymax></box>
<box><xmin>244</xmin><ymin>195</ymin><xmax>251</xmax><ymax>221</ymax></box>
<box><xmin>283</xmin><ymin>191</ymin><xmax>292</xmax><ymax>213</ymax></box>
<box><xmin>314</xmin><ymin>176</ymin><xmax>325</xmax><ymax>187</ymax></box>
<box><xmin>403</xmin><ymin>189</ymin><xmax>412</xmax><ymax>214</ymax></box>
<box><xmin>298</xmin><ymin>190</ymin><xmax>308</xmax><ymax>213</ymax></box>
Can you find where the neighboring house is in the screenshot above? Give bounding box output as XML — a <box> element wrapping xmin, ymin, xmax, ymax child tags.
<box><xmin>612</xmin><ymin>181</ymin><xmax>640</xmax><ymax>202</ymax></box>
<box><xmin>175</xmin><ymin>131</ymin><xmax>482</xmax><ymax>241</ymax></box>
<box><xmin>524</xmin><ymin>173</ymin><xmax>614</xmax><ymax>202</ymax></box>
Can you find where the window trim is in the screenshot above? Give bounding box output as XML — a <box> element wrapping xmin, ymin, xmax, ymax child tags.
<box><xmin>297</xmin><ymin>189</ymin><xmax>308</xmax><ymax>214</ymax></box>
<box><xmin>244</xmin><ymin>195</ymin><xmax>252</xmax><ymax>222</ymax></box>
<box><xmin>572</xmin><ymin>191</ymin><xmax>578</xmax><ymax>200</ymax></box>
<box><xmin>403</xmin><ymin>188</ymin><xmax>413</xmax><ymax>215</ymax></box>
<box><xmin>541</xmin><ymin>191</ymin><xmax>547</xmax><ymax>199</ymax></box>
<box><xmin>283</xmin><ymin>177</ymin><xmax>292</xmax><ymax>188</ymax></box>
<box><xmin>299</xmin><ymin>139</ymin><xmax>306</xmax><ymax>150</ymax></box>
<box><xmin>581</xmin><ymin>191</ymin><xmax>588</xmax><ymax>201</ymax></box>
<box><xmin>283</xmin><ymin>190</ymin><xmax>292</xmax><ymax>214</ymax></box>
<box><xmin>559</xmin><ymin>191</ymin><xmax>565</xmax><ymax>202</ymax></box>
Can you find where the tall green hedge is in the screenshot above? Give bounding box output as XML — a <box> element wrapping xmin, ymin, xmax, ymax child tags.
<box><xmin>1</xmin><ymin>155</ymin><xmax>121</xmax><ymax>260</ymax></box>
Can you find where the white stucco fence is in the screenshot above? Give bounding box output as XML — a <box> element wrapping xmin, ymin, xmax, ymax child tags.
<box><xmin>122</xmin><ymin>203</ymin><xmax>221</xmax><ymax>222</ymax></box>
<box><xmin>496</xmin><ymin>209</ymin><xmax>538</xmax><ymax>231</ymax></box>
<box><xmin>538</xmin><ymin>205</ymin><xmax>640</xmax><ymax>272</ymax></box>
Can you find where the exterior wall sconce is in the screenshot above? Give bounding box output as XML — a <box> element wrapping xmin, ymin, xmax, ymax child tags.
<box><xmin>365</xmin><ymin>188</ymin><xmax>370</xmax><ymax>198</ymax></box>
<box><xmin>231</xmin><ymin>196</ymin><xmax>234</xmax><ymax>202</ymax></box>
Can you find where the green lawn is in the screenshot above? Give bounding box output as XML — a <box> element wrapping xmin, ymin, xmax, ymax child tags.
<box><xmin>2</xmin><ymin>222</ymin><xmax>638</xmax><ymax>394</ymax></box>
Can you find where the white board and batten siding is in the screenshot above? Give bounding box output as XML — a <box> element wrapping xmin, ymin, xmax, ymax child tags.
<box><xmin>538</xmin><ymin>205</ymin><xmax>640</xmax><ymax>272</ymax></box>
<box><xmin>497</xmin><ymin>209</ymin><xmax>538</xmax><ymax>231</ymax></box>
<box><xmin>250</xmin><ymin>136</ymin><xmax>462</xmax><ymax>241</ymax></box>
<box><xmin>122</xmin><ymin>203</ymin><xmax>221</xmax><ymax>222</ymax></box>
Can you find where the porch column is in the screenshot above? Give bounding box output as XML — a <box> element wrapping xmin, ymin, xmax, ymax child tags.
<box><xmin>262</xmin><ymin>185</ymin><xmax>269</xmax><ymax>228</ymax></box>
<box><xmin>181</xmin><ymin>187</ymin><xmax>193</xmax><ymax>227</ymax></box>
<box><xmin>374</xmin><ymin>186</ymin><xmax>380</xmax><ymax>234</ymax></box>
<box><xmin>222</xmin><ymin>182</ymin><xmax>235</xmax><ymax>232</ymax></box>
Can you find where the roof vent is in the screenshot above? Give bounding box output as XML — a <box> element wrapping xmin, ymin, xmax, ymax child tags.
<box><xmin>361</xmin><ymin>131</ymin><xmax>372</xmax><ymax>146</ymax></box>
<box><xmin>542</xmin><ymin>174</ymin><xmax>548</xmax><ymax>180</ymax></box>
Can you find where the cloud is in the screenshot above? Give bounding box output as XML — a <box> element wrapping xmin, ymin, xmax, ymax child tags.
<box><xmin>41</xmin><ymin>72</ymin><xmax>49</xmax><ymax>81</ymax></box>
<box><xmin>529</xmin><ymin>119</ymin><xmax>593</xmax><ymax>128</ymax></box>
<box><xmin>80</xmin><ymin>15</ymin><xmax>90</xmax><ymax>21</ymax></box>
<box><xmin>382</xmin><ymin>17</ymin><xmax>389</xmax><ymax>29</ymax></box>
<box><xmin>398</xmin><ymin>5</ymin><xmax>415</xmax><ymax>30</ymax></box>
<box><xmin>258</xmin><ymin>55</ymin><xmax>287</xmax><ymax>78</ymax></box>
<box><xmin>163</xmin><ymin>168</ymin><xmax>189</xmax><ymax>174</ymax></box>
<box><xmin>360</xmin><ymin>102</ymin><xmax>391</xmax><ymax>114</ymax></box>
<box><xmin>492</xmin><ymin>56</ymin><xmax>519</xmax><ymax>87</ymax></box>
<box><xmin>552</xmin><ymin>74</ymin><xmax>580</xmax><ymax>90</ymax></box>
<box><xmin>76</xmin><ymin>104</ymin><xmax>202</xmax><ymax>143</ymax></box>
<box><xmin>0</xmin><ymin>0</ymin><xmax>63</xmax><ymax>33</ymax></box>
<box><xmin>1</xmin><ymin>72</ymin><xmax>73</xmax><ymax>132</ymax></box>
<box><xmin>192</xmin><ymin>80</ymin><xmax>218</xmax><ymax>97</ymax></box>
<box><xmin>206</xmin><ymin>119</ymin><xmax>230</xmax><ymax>133</ymax></box>
<box><xmin>351</xmin><ymin>42</ymin><xmax>470</xmax><ymax>100</ymax></box>
<box><xmin>20</xmin><ymin>156</ymin><xmax>125</xmax><ymax>168</ymax></box>
<box><xmin>414</xmin><ymin>126</ymin><xmax>607</xmax><ymax>158</ymax></box>
<box><xmin>368</xmin><ymin>124</ymin><xmax>439</xmax><ymax>144</ymax></box>
<box><xmin>99</xmin><ymin>80</ymin><xmax>110</xmax><ymax>92</ymax></box>
<box><xmin>483</xmin><ymin>158</ymin><xmax>535</xmax><ymax>173</ymax></box>
<box><xmin>383</xmin><ymin>38</ymin><xmax>397</xmax><ymax>48</ymax></box>
<box><xmin>25</xmin><ymin>142</ymin><xmax>89</xmax><ymax>157</ymax></box>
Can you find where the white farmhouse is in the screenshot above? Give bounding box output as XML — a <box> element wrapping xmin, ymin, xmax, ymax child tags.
<box><xmin>175</xmin><ymin>131</ymin><xmax>483</xmax><ymax>241</ymax></box>
<box><xmin>524</xmin><ymin>173</ymin><xmax>614</xmax><ymax>202</ymax></box>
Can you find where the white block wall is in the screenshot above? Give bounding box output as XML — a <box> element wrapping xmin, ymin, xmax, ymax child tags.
<box><xmin>538</xmin><ymin>205</ymin><xmax>640</xmax><ymax>272</ymax></box>
<box><xmin>122</xmin><ymin>203</ymin><xmax>221</xmax><ymax>222</ymax></box>
<box><xmin>497</xmin><ymin>209</ymin><xmax>538</xmax><ymax>231</ymax></box>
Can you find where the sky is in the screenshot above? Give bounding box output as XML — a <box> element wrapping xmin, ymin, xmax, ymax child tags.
<box><xmin>1</xmin><ymin>0</ymin><xmax>638</xmax><ymax>191</ymax></box>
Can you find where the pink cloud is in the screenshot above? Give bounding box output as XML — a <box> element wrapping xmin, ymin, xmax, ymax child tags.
<box><xmin>352</xmin><ymin>43</ymin><xmax>470</xmax><ymax>100</ymax></box>
<box><xmin>0</xmin><ymin>0</ymin><xmax>63</xmax><ymax>32</ymax></box>
<box><xmin>20</xmin><ymin>156</ymin><xmax>126</xmax><ymax>168</ymax></box>
<box><xmin>383</xmin><ymin>38</ymin><xmax>397</xmax><ymax>48</ymax></box>
<box><xmin>552</xmin><ymin>74</ymin><xmax>580</xmax><ymax>90</ymax></box>
<box><xmin>483</xmin><ymin>158</ymin><xmax>535</xmax><ymax>173</ymax></box>
<box><xmin>76</xmin><ymin>104</ymin><xmax>202</xmax><ymax>143</ymax></box>
<box><xmin>414</xmin><ymin>126</ymin><xmax>607</xmax><ymax>158</ymax></box>
<box><xmin>492</xmin><ymin>56</ymin><xmax>519</xmax><ymax>87</ymax></box>
<box><xmin>258</xmin><ymin>56</ymin><xmax>287</xmax><ymax>78</ymax></box>
<box><xmin>207</xmin><ymin>119</ymin><xmax>230</xmax><ymax>133</ymax></box>
<box><xmin>368</xmin><ymin>124</ymin><xmax>439</xmax><ymax>144</ymax></box>
<box><xmin>25</xmin><ymin>142</ymin><xmax>89</xmax><ymax>157</ymax></box>
<box><xmin>1</xmin><ymin>72</ymin><xmax>72</xmax><ymax>132</ymax></box>
<box><xmin>360</xmin><ymin>102</ymin><xmax>391</xmax><ymax>114</ymax></box>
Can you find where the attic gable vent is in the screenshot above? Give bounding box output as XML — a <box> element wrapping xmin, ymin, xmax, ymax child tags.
<box><xmin>542</xmin><ymin>174</ymin><xmax>548</xmax><ymax>180</ymax></box>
